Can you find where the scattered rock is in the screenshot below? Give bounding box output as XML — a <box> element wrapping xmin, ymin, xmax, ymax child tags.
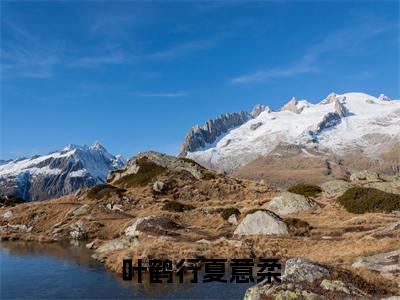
<box><xmin>284</xmin><ymin>258</ymin><xmax>330</xmax><ymax>283</ymax></box>
<box><xmin>124</xmin><ymin>215</ymin><xmax>183</xmax><ymax>237</ymax></box>
<box><xmin>95</xmin><ymin>237</ymin><xmax>138</xmax><ymax>254</ymax></box>
<box><xmin>86</xmin><ymin>241</ymin><xmax>95</xmax><ymax>249</ymax></box>
<box><xmin>153</xmin><ymin>181</ymin><xmax>166</xmax><ymax>193</ymax></box>
<box><xmin>69</xmin><ymin>221</ymin><xmax>87</xmax><ymax>240</ymax></box>
<box><xmin>320</xmin><ymin>279</ymin><xmax>367</xmax><ymax>296</ymax></box>
<box><xmin>0</xmin><ymin>223</ymin><xmax>32</xmax><ymax>233</ymax></box>
<box><xmin>233</xmin><ymin>210</ymin><xmax>288</xmax><ymax>236</ymax></box>
<box><xmin>196</xmin><ymin>239</ymin><xmax>211</xmax><ymax>244</ymax></box>
<box><xmin>72</xmin><ymin>204</ymin><xmax>88</xmax><ymax>216</ymax></box>
<box><xmin>352</xmin><ymin>249</ymin><xmax>400</xmax><ymax>279</ymax></box>
<box><xmin>350</xmin><ymin>170</ymin><xmax>381</xmax><ymax>182</ymax></box>
<box><xmin>266</xmin><ymin>192</ymin><xmax>318</xmax><ymax>215</ymax></box>
<box><xmin>321</xmin><ymin>180</ymin><xmax>353</xmax><ymax>198</ymax></box>
<box><xmin>227</xmin><ymin>214</ymin><xmax>239</xmax><ymax>225</ymax></box>
<box><xmin>1</xmin><ymin>210</ymin><xmax>14</xmax><ymax>218</ymax></box>
<box><xmin>106</xmin><ymin>203</ymin><xmax>123</xmax><ymax>212</ymax></box>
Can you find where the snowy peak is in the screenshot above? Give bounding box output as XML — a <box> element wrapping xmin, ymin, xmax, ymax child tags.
<box><xmin>183</xmin><ymin>92</ymin><xmax>400</xmax><ymax>174</ymax></box>
<box><xmin>0</xmin><ymin>142</ymin><xmax>125</xmax><ymax>201</ymax></box>
<box><xmin>280</xmin><ymin>97</ymin><xmax>311</xmax><ymax>114</ymax></box>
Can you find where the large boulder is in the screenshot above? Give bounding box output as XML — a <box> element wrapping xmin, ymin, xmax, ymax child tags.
<box><xmin>321</xmin><ymin>180</ymin><xmax>353</xmax><ymax>198</ymax></box>
<box><xmin>284</xmin><ymin>258</ymin><xmax>330</xmax><ymax>283</ymax></box>
<box><xmin>352</xmin><ymin>249</ymin><xmax>400</xmax><ymax>279</ymax></box>
<box><xmin>233</xmin><ymin>210</ymin><xmax>288</xmax><ymax>236</ymax></box>
<box><xmin>124</xmin><ymin>215</ymin><xmax>183</xmax><ymax>237</ymax></box>
<box><xmin>265</xmin><ymin>192</ymin><xmax>318</xmax><ymax>215</ymax></box>
<box><xmin>350</xmin><ymin>170</ymin><xmax>381</xmax><ymax>182</ymax></box>
<box><xmin>69</xmin><ymin>221</ymin><xmax>87</xmax><ymax>240</ymax></box>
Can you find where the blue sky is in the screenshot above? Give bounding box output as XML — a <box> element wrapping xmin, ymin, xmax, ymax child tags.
<box><xmin>1</xmin><ymin>1</ymin><xmax>399</xmax><ymax>160</ymax></box>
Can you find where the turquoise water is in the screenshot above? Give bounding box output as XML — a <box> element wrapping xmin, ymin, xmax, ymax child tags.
<box><xmin>0</xmin><ymin>241</ymin><xmax>252</xmax><ymax>299</ymax></box>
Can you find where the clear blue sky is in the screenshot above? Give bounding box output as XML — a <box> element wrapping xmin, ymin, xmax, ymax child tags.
<box><xmin>1</xmin><ymin>1</ymin><xmax>399</xmax><ymax>160</ymax></box>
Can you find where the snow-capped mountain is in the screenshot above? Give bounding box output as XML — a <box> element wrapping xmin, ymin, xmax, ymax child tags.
<box><xmin>0</xmin><ymin>142</ymin><xmax>125</xmax><ymax>201</ymax></box>
<box><xmin>182</xmin><ymin>92</ymin><xmax>400</xmax><ymax>183</ymax></box>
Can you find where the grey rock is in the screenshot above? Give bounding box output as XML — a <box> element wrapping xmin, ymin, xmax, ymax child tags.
<box><xmin>1</xmin><ymin>210</ymin><xmax>14</xmax><ymax>218</ymax></box>
<box><xmin>350</xmin><ymin>170</ymin><xmax>381</xmax><ymax>182</ymax></box>
<box><xmin>365</xmin><ymin>181</ymin><xmax>400</xmax><ymax>194</ymax></box>
<box><xmin>320</xmin><ymin>279</ymin><xmax>367</xmax><ymax>296</ymax></box>
<box><xmin>266</xmin><ymin>192</ymin><xmax>318</xmax><ymax>215</ymax></box>
<box><xmin>284</xmin><ymin>258</ymin><xmax>330</xmax><ymax>283</ymax></box>
<box><xmin>72</xmin><ymin>204</ymin><xmax>88</xmax><ymax>216</ymax></box>
<box><xmin>280</xmin><ymin>97</ymin><xmax>303</xmax><ymax>114</ymax></box>
<box><xmin>95</xmin><ymin>237</ymin><xmax>138</xmax><ymax>254</ymax></box>
<box><xmin>321</xmin><ymin>180</ymin><xmax>353</xmax><ymax>198</ymax></box>
<box><xmin>250</xmin><ymin>122</ymin><xmax>263</xmax><ymax>131</ymax></box>
<box><xmin>233</xmin><ymin>210</ymin><xmax>288</xmax><ymax>236</ymax></box>
<box><xmin>153</xmin><ymin>181</ymin><xmax>166</xmax><ymax>193</ymax></box>
<box><xmin>69</xmin><ymin>221</ymin><xmax>87</xmax><ymax>240</ymax></box>
<box><xmin>352</xmin><ymin>249</ymin><xmax>400</xmax><ymax>279</ymax></box>
<box><xmin>125</xmin><ymin>215</ymin><xmax>183</xmax><ymax>237</ymax></box>
<box><xmin>0</xmin><ymin>223</ymin><xmax>32</xmax><ymax>233</ymax></box>
<box><xmin>228</xmin><ymin>214</ymin><xmax>239</xmax><ymax>225</ymax></box>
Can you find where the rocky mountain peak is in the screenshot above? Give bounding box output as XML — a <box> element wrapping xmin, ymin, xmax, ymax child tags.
<box><xmin>0</xmin><ymin>143</ymin><xmax>125</xmax><ymax>201</ymax></box>
<box><xmin>251</xmin><ymin>104</ymin><xmax>270</xmax><ymax>117</ymax></box>
<box><xmin>378</xmin><ymin>94</ymin><xmax>391</xmax><ymax>101</ymax></box>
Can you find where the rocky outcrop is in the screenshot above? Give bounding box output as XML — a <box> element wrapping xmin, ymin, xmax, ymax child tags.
<box><xmin>0</xmin><ymin>142</ymin><xmax>125</xmax><ymax>201</ymax></box>
<box><xmin>352</xmin><ymin>249</ymin><xmax>400</xmax><ymax>279</ymax></box>
<box><xmin>124</xmin><ymin>215</ymin><xmax>183</xmax><ymax>237</ymax></box>
<box><xmin>266</xmin><ymin>192</ymin><xmax>318</xmax><ymax>215</ymax></box>
<box><xmin>108</xmin><ymin>151</ymin><xmax>212</xmax><ymax>183</ymax></box>
<box><xmin>321</xmin><ymin>180</ymin><xmax>353</xmax><ymax>198</ymax></box>
<box><xmin>179</xmin><ymin>111</ymin><xmax>252</xmax><ymax>156</ymax></box>
<box><xmin>251</xmin><ymin>104</ymin><xmax>270</xmax><ymax>117</ymax></box>
<box><xmin>350</xmin><ymin>171</ymin><xmax>381</xmax><ymax>182</ymax></box>
<box><xmin>244</xmin><ymin>258</ymin><xmax>375</xmax><ymax>300</ymax></box>
<box><xmin>233</xmin><ymin>210</ymin><xmax>288</xmax><ymax>236</ymax></box>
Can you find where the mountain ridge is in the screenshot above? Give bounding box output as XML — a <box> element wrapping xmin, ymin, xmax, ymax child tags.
<box><xmin>182</xmin><ymin>92</ymin><xmax>400</xmax><ymax>183</ymax></box>
<box><xmin>0</xmin><ymin>142</ymin><xmax>125</xmax><ymax>201</ymax></box>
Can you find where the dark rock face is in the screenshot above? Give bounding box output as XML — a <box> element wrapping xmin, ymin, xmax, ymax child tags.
<box><xmin>0</xmin><ymin>142</ymin><xmax>125</xmax><ymax>201</ymax></box>
<box><xmin>179</xmin><ymin>111</ymin><xmax>253</xmax><ymax>156</ymax></box>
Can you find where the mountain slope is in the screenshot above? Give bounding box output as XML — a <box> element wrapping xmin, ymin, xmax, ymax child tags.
<box><xmin>182</xmin><ymin>92</ymin><xmax>400</xmax><ymax>184</ymax></box>
<box><xmin>0</xmin><ymin>142</ymin><xmax>125</xmax><ymax>201</ymax></box>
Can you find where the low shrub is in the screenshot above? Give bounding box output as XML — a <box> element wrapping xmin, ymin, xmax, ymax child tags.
<box><xmin>115</xmin><ymin>157</ymin><xmax>167</xmax><ymax>188</ymax></box>
<box><xmin>87</xmin><ymin>184</ymin><xmax>126</xmax><ymax>200</ymax></box>
<box><xmin>284</xmin><ymin>217</ymin><xmax>312</xmax><ymax>236</ymax></box>
<box><xmin>288</xmin><ymin>184</ymin><xmax>322</xmax><ymax>197</ymax></box>
<box><xmin>337</xmin><ymin>187</ymin><xmax>400</xmax><ymax>214</ymax></box>
<box><xmin>221</xmin><ymin>207</ymin><xmax>240</xmax><ymax>220</ymax></box>
<box><xmin>202</xmin><ymin>171</ymin><xmax>216</xmax><ymax>180</ymax></box>
<box><xmin>162</xmin><ymin>200</ymin><xmax>195</xmax><ymax>212</ymax></box>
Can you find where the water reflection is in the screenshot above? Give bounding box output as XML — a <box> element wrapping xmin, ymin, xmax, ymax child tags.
<box><xmin>1</xmin><ymin>241</ymin><xmax>252</xmax><ymax>299</ymax></box>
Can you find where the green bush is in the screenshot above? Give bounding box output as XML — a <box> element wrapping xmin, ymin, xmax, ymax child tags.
<box><xmin>337</xmin><ymin>187</ymin><xmax>400</xmax><ymax>214</ymax></box>
<box><xmin>284</xmin><ymin>218</ymin><xmax>312</xmax><ymax>236</ymax></box>
<box><xmin>0</xmin><ymin>195</ymin><xmax>24</xmax><ymax>206</ymax></box>
<box><xmin>162</xmin><ymin>200</ymin><xmax>195</xmax><ymax>212</ymax></box>
<box><xmin>288</xmin><ymin>184</ymin><xmax>322</xmax><ymax>197</ymax></box>
<box><xmin>115</xmin><ymin>157</ymin><xmax>167</xmax><ymax>188</ymax></box>
<box><xmin>221</xmin><ymin>207</ymin><xmax>240</xmax><ymax>220</ymax></box>
<box><xmin>87</xmin><ymin>184</ymin><xmax>126</xmax><ymax>200</ymax></box>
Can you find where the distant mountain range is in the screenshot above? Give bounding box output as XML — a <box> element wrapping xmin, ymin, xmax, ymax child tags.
<box><xmin>181</xmin><ymin>92</ymin><xmax>400</xmax><ymax>187</ymax></box>
<box><xmin>0</xmin><ymin>142</ymin><xmax>125</xmax><ymax>201</ymax></box>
